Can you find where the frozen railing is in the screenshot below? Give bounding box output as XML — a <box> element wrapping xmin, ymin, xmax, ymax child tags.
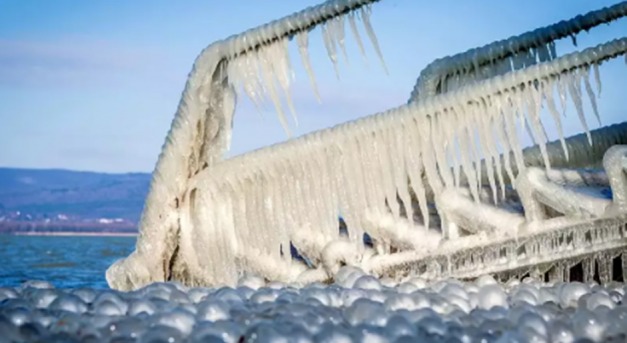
<box><xmin>409</xmin><ymin>1</ymin><xmax>627</xmax><ymax>101</ymax></box>
<box><xmin>107</xmin><ymin>0</ymin><xmax>627</xmax><ymax>291</ymax></box>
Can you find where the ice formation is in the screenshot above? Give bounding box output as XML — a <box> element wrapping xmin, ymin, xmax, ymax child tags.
<box><xmin>409</xmin><ymin>2</ymin><xmax>627</xmax><ymax>101</ymax></box>
<box><xmin>107</xmin><ymin>0</ymin><xmax>627</xmax><ymax>291</ymax></box>
<box><xmin>4</xmin><ymin>274</ymin><xmax>627</xmax><ymax>342</ymax></box>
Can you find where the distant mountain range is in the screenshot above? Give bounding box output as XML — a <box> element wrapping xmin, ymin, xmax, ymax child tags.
<box><xmin>0</xmin><ymin>168</ymin><xmax>150</xmax><ymax>227</ymax></box>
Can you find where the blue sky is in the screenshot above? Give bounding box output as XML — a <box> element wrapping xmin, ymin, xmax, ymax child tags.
<box><xmin>1</xmin><ymin>0</ymin><xmax>625</xmax><ymax>173</ymax></box>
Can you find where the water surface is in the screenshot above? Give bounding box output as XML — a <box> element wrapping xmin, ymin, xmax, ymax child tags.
<box><xmin>0</xmin><ymin>235</ymin><xmax>135</xmax><ymax>289</ymax></box>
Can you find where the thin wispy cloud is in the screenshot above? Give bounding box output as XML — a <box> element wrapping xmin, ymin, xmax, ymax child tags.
<box><xmin>0</xmin><ymin>38</ymin><xmax>177</xmax><ymax>89</ymax></box>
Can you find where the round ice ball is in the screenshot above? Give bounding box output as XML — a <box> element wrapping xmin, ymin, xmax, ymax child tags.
<box><xmin>572</xmin><ymin>309</ymin><xmax>607</xmax><ymax>342</ymax></box>
<box><xmin>28</xmin><ymin>289</ymin><xmax>60</xmax><ymax>309</ymax></box>
<box><xmin>477</xmin><ymin>284</ymin><xmax>508</xmax><ymax>310</ymax></box>
<box><xmin>249</xmin><ymin>288</ymin><xmax>278</xmax><ymax>304</ymax></box>
<box><xmin>475</xmin><ymin>275</ymin><xmax>498</xmax><ymax>287</ymax></box>
<box><xmin>49</xmin><ymin>294</ymin><xmax>88</xmax><ymax>314</ymax></box>
<box><xmin>0</xmin><ymin>288</ymin><xmax>18</xmax><ymax>302</ymax></box>
<box><xmin>128</xmin><ymin>299</ymin><xmax>158</xmax><ymax>316</ymax></box>
<box><xmin>353</xmin><ymin>275</ymin><xmax>382</xmax><ymax>291</ymax></box>
<box><xmin>585</xmin><ymin>292</ymin><xmax>615</xmax><ymax>310</ymax></box>
<box><xmin>344</xmin><ymin>298</ymin><xmax>386</xmax><ymax>326</ymax></box>
<box><xmin>196</xmin><ymin>300</ymin><xmax>230</xmax><ymax>322</ymax></box>
<box><xmin>334</xmin><ymin>266</ymin><xmax>365</xmax><ymax>288</ymax></box>
<box><xmin>511</xmin><ymin>289</ymin><xmax>538</xmax><ymax>306</ymax></box>
<box><xmin>71</xmin><ymin>288</ymin><xmax>97</xmax><ymax>304</ymax></box>
<box><xmin>547</xmin><ymin>319</ymin><xmax>575</xmax><ymax>343</ymax></box>
<box><xmin>94</xmin><ymin>299</ymin><xmax>125</xmax><ymax>316</ymax></box>
<box><xmin>152</xmin><ymin>308</ymin><xmax>196</xmax><ymax>336</ymax></box>
<box><xmin>559</xmin><ymin>282</ymin><xmax>590</xmax><ymax>308</ymax></box>
<box><xmin>384</xmin><ymin>293</ymin><xmax>416</xmax><ymax>312</ymax></box>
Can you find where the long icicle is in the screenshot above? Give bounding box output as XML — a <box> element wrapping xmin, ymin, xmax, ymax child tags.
<box><xmin>360</xmin><ymin>5</ymin><xmax>388</xmax><ymax>74</ymax></box>
<box><xmin>295</xmin><ymin>31</ymin><xmax>322</xmax><ymax>102</ymax></box>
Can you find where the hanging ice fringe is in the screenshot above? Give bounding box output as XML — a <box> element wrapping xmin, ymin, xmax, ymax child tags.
<box><xmin>107</xmin><ymin>0</ymin><xmax>627</xmax><ymax>291</ymax></box>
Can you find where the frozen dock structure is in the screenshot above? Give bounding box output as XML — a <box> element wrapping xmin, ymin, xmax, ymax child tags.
<box><xmin>107</xmin><ymin>0</ymin><xmax>627</xmax><ymax>291</ymax></box>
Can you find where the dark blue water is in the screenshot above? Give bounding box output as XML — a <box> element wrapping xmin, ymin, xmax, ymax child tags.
<box><xmin>0</xmin><ymin>235</ymin><xmax>135</xmax><ymax>289</ymax></box>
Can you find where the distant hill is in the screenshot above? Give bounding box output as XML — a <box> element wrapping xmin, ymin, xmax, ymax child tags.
<box><xmin>0</xmin><ymin>168</ymin><xmax>150</xmax><ymax>223</ymax></box>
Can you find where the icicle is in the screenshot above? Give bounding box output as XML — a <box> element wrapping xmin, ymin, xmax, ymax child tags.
<box><xmin>321</xmin><ymin>22</ymin><xmax>341</xmax><ymax>79</ymax></box>
<box><xmin>258</xmin><ymin>45</ymin><xmax>291</xmax><ymax>136</ymax></box>
<box><xmin>317</xmin><ymin>144</ymin><xmax>338</xmax><ymax>238</ymax></box>
<box><xmin>266</xmin><ymin>165</ymin><xmax>289</xmax><ymax>260</ymax></box>
<box><xmin>295</xmin><ymin>32</ymin><xmax>321</xmax><ymax>102</ymax></box>
<box><xmin>308</xmin><ymin>144</ymin><xmax>329</xmax><ymax>239</ymax></box>
<box><xmin>582</xmin><ymin>66</ymin><xmax>601</xmax><ymax>126</ymax></box>
<box><xmin>367</xmin><ymin>125</ymin><xmax>392</xmax><ymax>216</ymax></box>
<box><xmin>502</xmin><ymin>93</ymin><xmax>526</xmax><ymax>175</ymax></box>
<box><xmin>444</xmin><ymin>107</ymin><xmax>462</xmax><ymax>188</ymax></box>
<box><xmin>544</xmin><ymin>77</ymin><xmax>570</xmax><ymax>161</ymax></box>
<box><xmin>557</xmin><ymin>74</ymin><xmax>568</xmax><ymax>117</ymax></box>
<box><xmin>354</xmin><ymin>133</ymin><xmax>378</xmax><ymax>242</ymax></box>
<box><xmin>548</xmin><ymin>41</ymin><xmax>557</xmax><ymax>60</ymax></box>
<box><xmin>348</xmin><ymin>11</ymin><xmax>368</xmax><ymax>64</ymax></box>
<box><xmin>303</xmin><ymin>148</ymin><xmax>324</xmax><ymax>240</ymax></box>
<box><xmin>571</xmin><ymin>34</ymin><xmax>578</xmax><ymax>47</ymax></box>
<box><xmin>492</xmin><ymin>96</ymin><xmax>516</xmax><ymax>189</ymax></box>
<box><xmin>471</xmin><ymin>100</ymin><xmax>497</xmax><ymax>203</ymax></box>
<box><xmin>431</xmin><ymin>113</ymin><xmax>454</xmax><ymax>189</ymax></box>
<box><xmin>462</xmin><ymin>103</ymin><xmax>483</xmax><ymax>201</ymax></box>
<box><xmin>597</xmin><ymin>256</ymin><xmax>610</xmax><ymax>284</ymax></box>
<box><xmin>377</xmin><ymin>126</ymin><xmax>400</xmax><ymax>219</ymax></box>
<box><xmin>241</xmin><ymin>53</ymin><xmax>267</xmax><ymax>113</ymax></box>
<box><xmin>404</xmin><ymin>115</ymin><xmax>429</xmax><ymax>229</ymax></box>
<box><xmin>480</xmin><ymin>97</ymin><xmax>506</xmax><ymax>203</ymax></box>
<box><xmin>537</xmin><ymin>43</ymin><xmax>551</xmax><ymax>62</ymax></box>
<box><xmin>336</xmin><ymin>140</ymin><xmax>358</xmax><ymax>238</ymax></box>
<box><xmin>334</xmin><ymin>15</ymin><xmax>349</xmax><ymax>64</ymax></box>
<box><xmin>360</xmin><ymin>5</ymin><xmax>388</xmax><ymax>74</ymax></box>
<box><xmin>523</xmin><ymin>83</ymin><xmax>551</xmax><ymax>170</ymax></box>
<box><xmin>269</xmin><ymin>38</ymin><xmax>298</xmax><ymax>125</ymax></box>
<box><xmin>290</xmin><ymin>159</ymin><xmax>310</xmax><ymax>238</ymax></box>
<box><xmin>228</xmin><ymin>55</ymin><xmax>260</xmax><ymax>111</ymax></box>
<box><xmin>347</xmin><ymin>136</ymin><xmax>369</xmax><ymax>226</ymax></box>
<box><xmin>390</xmin><ymin>122</ymin><xmax>413</xmax><ymax>220</ymax></box>
<box><xmin>456</xmin><ymin>104</ymin><xmax>481</xmax><ymax>202</ymax></box>
<box><xmin>593</xmin><ymin>62</ymin><xmax>602</xmax><ymax>97</ymax></box>
<box><xmin>565</xmin><ymin>71</ymin><xmax>592</xmax><ymax>145</ymax></box>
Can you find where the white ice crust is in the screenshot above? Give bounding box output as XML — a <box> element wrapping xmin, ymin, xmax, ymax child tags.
<box><xmin>107</xmin><ymin>0</ymin><xmax>627</xmax><ymax>291</ymax></box>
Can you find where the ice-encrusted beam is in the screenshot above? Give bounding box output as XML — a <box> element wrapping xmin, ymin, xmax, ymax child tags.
<box><xmin>408</xmin><ymin>1</ymin><xmax>627</xmax><ymax>101</ymax></box>
<box><xmin>106</xmin><ymin>0</ymin><xmax>382</xmax><ymax>291</ymax></box>
<box><xmin>114</xmin><ymin>38</ymin><xmax>626</xmax><ymax>288</ymax></box>
<box><xmin>458</xmin><ymin>122</ymin><xmax>627</xmax><ymax>189</ymax></box>
<box><xmin>373</xmin><ymin>215</ymin><xmax>627</xmax><ymax>282</ymax></box>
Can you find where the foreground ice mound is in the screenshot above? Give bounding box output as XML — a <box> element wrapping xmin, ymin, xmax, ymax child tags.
<box><xmin>3</xmin><ymin>271</ymin><xmax>627</xmax><ymax>342</ymax></box>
